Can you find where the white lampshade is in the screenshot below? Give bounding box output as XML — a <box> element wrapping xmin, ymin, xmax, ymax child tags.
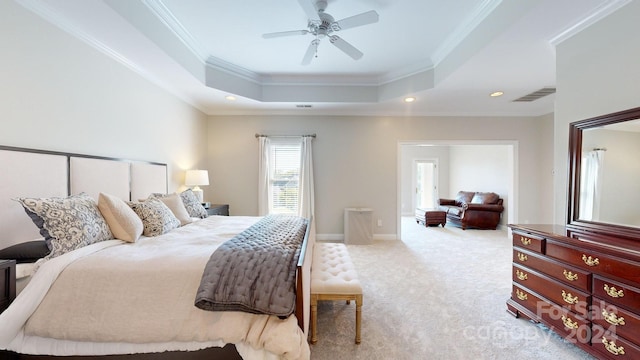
<box><xmin>185</xmin><ymin>170</ymin><xmax>209</xmax><ymax>203</ymax></box>
<box><xmin>185</xmin><ymin>170</ymin><xmax>209</xmax><ymax>186</ymax></box>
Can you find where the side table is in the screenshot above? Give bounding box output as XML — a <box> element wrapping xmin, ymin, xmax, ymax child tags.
<box><xmin>206</xmin><ymin>204</ymin><xmax>229</xmax><ymax>216</ymax></box>
<box><xmin>0</xmin><ymin>259</ymin><xmax>16</xmax><ymax>314</ymax></box>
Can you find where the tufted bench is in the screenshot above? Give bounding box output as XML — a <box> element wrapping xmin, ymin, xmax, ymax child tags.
<box><xmin>310</xmin><ymin>242</ymin><xmax>363</xmax><ymax>344</ymax></box>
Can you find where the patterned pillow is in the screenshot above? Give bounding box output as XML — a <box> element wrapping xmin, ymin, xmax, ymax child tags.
<box><xmin>16</xmin><ymin>193</ymin><xmax>113</xmax><ymax>259</ymax></box>
<box><xmin>128</xmin><ymin>199</ymin><xmax>180</xmax><ymax>237</ymax></box>
<box><xmin>180</xmin><ymin>189</ymin><xmax>208</xmax><ymax>219</ymax></box>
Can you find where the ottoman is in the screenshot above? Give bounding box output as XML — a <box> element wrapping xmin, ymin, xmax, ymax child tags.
<box><xmin>415</xmin><ymin>208</ymin><xmax>447</xmax><ymax>227</ymax></box>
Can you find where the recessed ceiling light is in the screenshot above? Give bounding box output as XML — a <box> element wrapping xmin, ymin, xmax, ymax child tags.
<box><xmin>490</xmin><ymin>91</ymin><xmax>504</xmax><ymax>97</ymax></box>
<box><xmin>404</xmin><ymin>97</ymin><xmax>416</xmax><ymax>103</ymax></box>
<box><xmin>225</xmin><ymin>95</ymin><xmax>236</xmax><ymax>101</ymax></box>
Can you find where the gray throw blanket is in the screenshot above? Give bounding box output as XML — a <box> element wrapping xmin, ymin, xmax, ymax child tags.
<box><xmin>194</xmin><ymin>215</ymin><xmax>308</xmax><ymax>317</ymax></box>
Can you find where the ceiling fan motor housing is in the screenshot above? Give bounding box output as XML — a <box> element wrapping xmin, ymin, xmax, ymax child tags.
<box><xmin>315</xmin><ymin>0</ymin><xmax>328</xmax><ymax>12</ymax></box>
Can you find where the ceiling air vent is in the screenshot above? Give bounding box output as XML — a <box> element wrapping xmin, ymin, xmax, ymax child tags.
<box><xmin>296</xmin><ymin>104</ymin><xmax>312</xmax><ymax>108</ymax></box>
<box><xmin>512</xmin><ymin>87</ymin><xmax>556</xmax><ymax>102</ymax></box>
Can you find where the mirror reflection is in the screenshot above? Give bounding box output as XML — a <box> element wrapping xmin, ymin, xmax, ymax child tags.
<box><xmin>578</xmin><ymin>119</ymin><xmax>640</xmax><ymax>227</ymax></box>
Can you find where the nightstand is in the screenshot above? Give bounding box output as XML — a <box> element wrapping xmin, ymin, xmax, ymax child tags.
<box><xmin>206</xmin><ymin>204</ymin><xmax>229</xmax><ymax>216</ymax></box>
<box><xmin>0</xmin><ymin>259</ymin><xmax>16</xmax><ymax>314</ymax></box>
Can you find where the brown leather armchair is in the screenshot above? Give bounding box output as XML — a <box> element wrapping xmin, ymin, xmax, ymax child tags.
<box><xmin>438</xmin><ymin>191</ymin><xmax>504</xmax><ymax>230</ymax></box>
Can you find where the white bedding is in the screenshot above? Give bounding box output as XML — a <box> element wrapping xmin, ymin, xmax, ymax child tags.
<box><xmin>0</xmin><ymin>216</ymin><xmax>310</xmax><ymax>360</ymax></box>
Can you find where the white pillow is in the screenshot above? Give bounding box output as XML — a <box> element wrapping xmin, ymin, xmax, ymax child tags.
<box><xmin>98</xmin><ymin>193</ymin><xmax>144</xmax><ymax>243</ymax></box>
<box><xmin>149</xmin><ymin>193</ymin><xmax>193</xmax><ymax>226</ymax></box>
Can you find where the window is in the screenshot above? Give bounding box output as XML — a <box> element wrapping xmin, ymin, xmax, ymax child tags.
<box><xmin>269</xmin><ymin>140</ymin><xmax>302</xmax><ymax>214</ymax></box>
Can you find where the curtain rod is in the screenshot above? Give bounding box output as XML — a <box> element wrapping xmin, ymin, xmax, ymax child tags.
<box><xmin>255</xmin><ymin>133</ymin><xmax>316</xmax><ymax>138</ymax></box>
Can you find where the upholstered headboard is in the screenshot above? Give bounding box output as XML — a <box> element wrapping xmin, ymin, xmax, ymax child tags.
<box><xmin>0</xmin><ymin>146</ymin><xmax>167</xmax><ymax>249</ymax></box>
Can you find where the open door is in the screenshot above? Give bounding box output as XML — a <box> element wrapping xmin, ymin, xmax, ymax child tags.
<box><xmin>414</xmin><ymin>160</ymin><xmax>437</xmax><ymax>209</ymax></box>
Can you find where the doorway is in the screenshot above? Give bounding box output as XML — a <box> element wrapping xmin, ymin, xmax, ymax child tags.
<box><xmin>413</xmin><ymin>160</ymin><xmax>438</xmax><ymax>210</ymax></box>
<box><xmin>397</xmin><ymin>141</ymin><xmax>518</xmax><ymax>241</ymax></box>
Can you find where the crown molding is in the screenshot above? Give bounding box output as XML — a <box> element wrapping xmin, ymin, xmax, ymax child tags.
<box><xmin>549</xmin><ymin>0</ymin><xmax>631</xmax><ymax>46</ymax></box>
<box><xmin>15</xmin><ymin>0</ymin><xmax>208</xmax><ymax>114</ymax></box>
<box><xmin>15</xmin><ymin>0</ymin><xmax>156</xmax><ymax>83</ymax></box>
<box><xmin>142</xmin><ymin>0</ymin><xmax>209</xmax><ymax>62</ymax></box>
<box><xmin>431</xmin><ymin>0</ymin><xmax>503</xmax><ymax>66</ymax></box>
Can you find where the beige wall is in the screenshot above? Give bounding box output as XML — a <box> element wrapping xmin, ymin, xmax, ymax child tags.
<box><xmin>207</xmin><ymin>115</ymin><xmax>554</xmax><ymax>237</ymax></box>
<box><xmin>554</xmin><ymin>1</ymin><xmax>640</xmax><ymax>224</ymax></box>
<box><xmin>0</xmin><ymin>1</ymin><xmax>208</xmax><ymax>193</ymax></box>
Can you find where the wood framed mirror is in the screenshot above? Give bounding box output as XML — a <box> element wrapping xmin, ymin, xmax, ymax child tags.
<box><xmin>567</xmin><ymin>106</ymin><xmax>640</xmax><ymax>241</ymax></box>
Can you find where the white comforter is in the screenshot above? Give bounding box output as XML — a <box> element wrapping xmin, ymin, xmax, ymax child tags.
<box><xmin>0</xmin><ymin>216</ymin><xmax>310</xmax><ymax>360</ymax></box>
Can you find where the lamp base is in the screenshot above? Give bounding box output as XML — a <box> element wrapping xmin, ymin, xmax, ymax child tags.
<box><xmin>192</xmin><ymin>186</ymin><xmax>204</xmax><ymax>203</ymax></box>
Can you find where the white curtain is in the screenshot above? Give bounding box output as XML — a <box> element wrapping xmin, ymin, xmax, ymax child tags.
<box><xmin>258</xmin><ymin>135</ymin><xmax>315</xmax><ymax>220</ymax></box>
<box><xmin>298</xmin><ymin>136</ymin><xmax>315</xmax><ymax>219</ymax></box>
<box><xmin>257</xmin><ymin>136</ymin><xmax>271</xmax><ymax>216</ymax></box>
<box><xmin>579</xmin><ymin>150</ymin><xmax>605</xmax><ymax>220</ymax></box>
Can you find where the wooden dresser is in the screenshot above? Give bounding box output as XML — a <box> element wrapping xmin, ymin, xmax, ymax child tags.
<box><xmin>507</xmin><ymin>224</ymin><xmax>640</xmax><ymax>359</ymax></box>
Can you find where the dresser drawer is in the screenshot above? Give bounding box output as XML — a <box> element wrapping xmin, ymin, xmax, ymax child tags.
<box><xmin>546</xmin><ymin>240</ymin><xmax>640</xmax><ymax>284</ymax></box>
<box><xmin>513</xmin><ymin>249</ymin><xmax>591</xmax><ymax>292</ymax></box>
<box><xmin>511</xmin><ymin>283</ymin><xmax>590</xmax><ymax>344</ymax></box>
<box><xmin>593</xmin><ymin>297</ymin><xmax>640</xmax><ymax>344</ymax></box>
<box><xmin>511</xmin><ymin>283</ymin><xmax>544</xmax><ymax>316</ymax></box>
<box><xmin>593</xmin><ymin>276</ymin><xmax>640</xmax><ymax>314</ymax></box>
<box><xmin>593</xmin><ymin>325</ymin><xmax>640</xmax><ymax>360</ymax></box>
<box><xmin>512</xmin><ymin>232</ymin><xmax>545</xmax><ymax>253</ymax></box>
<box><xmin>540</xmin><ymin>305</ymin><xmax>590</xmax><ymax>346</ymax></box>
<box><xmin>512</xmin><ymin>264</ymin><xmax>590</xmax><ymax>318</ymax></box>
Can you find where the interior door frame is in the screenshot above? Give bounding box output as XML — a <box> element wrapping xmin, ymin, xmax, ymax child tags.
<box><xmin>397</xmin><ymin>140</ymin><xmax>518</xmax><ymax>240</ymax></box>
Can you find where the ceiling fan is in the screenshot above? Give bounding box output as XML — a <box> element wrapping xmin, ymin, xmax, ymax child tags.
<box><xmin>262</xmin><ymin>0</ymin><xmax>379</xmax><ymax>65</ymax></box>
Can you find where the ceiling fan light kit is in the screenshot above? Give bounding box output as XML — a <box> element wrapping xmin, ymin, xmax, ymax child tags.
<box><xmin>262</xmin><ymin>0</ymin><xmax>379</xmax><ymax>65</ymax></box>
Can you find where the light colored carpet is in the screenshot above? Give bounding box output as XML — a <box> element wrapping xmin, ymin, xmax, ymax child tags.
<box><xmin>309</xmin><ymin>217</ymin><xmax>596</xmax><ymax>360</ymax></box>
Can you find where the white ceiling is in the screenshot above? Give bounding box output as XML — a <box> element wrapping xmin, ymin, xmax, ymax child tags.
<box><xmin>18</xmin><ymin>0</ymin><xmax>630</xmax><ymax>117</ymax></box>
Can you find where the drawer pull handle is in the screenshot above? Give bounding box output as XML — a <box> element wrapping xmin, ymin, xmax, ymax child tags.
<box><xmin>517</xmin><ymin>252</ymin><xmax>528</xmax><ymax>262</ymax></box>
<box><xmin>604</xmin><ymin>284</ymin><xmax>625</xmax><ymax>298</ymax></box>
<box><xmin>563</xmin><ymin>270</ymin><xmax>578</xmax><ymax>281</ymax></box>
<box><xmin>602</xmin><ymin>310</ymin><xmax>626</xmax><ymax>326</ymax></box>
<box><xmin>515</xmin><ymin>270</ymin><xmax>528</xmax><ymax>281</ymax></box>
<box><xmin>561</xmin><ymin>290</ymin><xmax>579</xmax><ymax>305</ymax></box>
<box><xmin>520</xmin><ymin>236</ymin><xmax>532</xmax><ymax>246</ymax></box>
<box><xmin>561</xmin><ymin>315</ymin><xmax>578</xmax><ymax>330</ymax></box>
<box><xmin>602</xmin><ymin>336</ymin><xmax>625</xmax><ymax>356</ymax></box>
<box><xmin>582</xmin><ymin>254</ymin><xmax>599</xmax><ymax>266</ymax></box>
<box><xmin>515</xmin><ymin>289</ymin><xmax>528</xmax><ymax>301</ymax></box>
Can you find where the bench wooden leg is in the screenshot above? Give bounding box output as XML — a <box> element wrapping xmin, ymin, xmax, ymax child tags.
<box><xmin>310</xmin><ymin>294</ymin><xmax>318</xmax><ymax>344</ymax></box>
<box><xmin>355</xmin><ymin>294</ymin><xmax>362</xmax><ymax>344</ymax></box>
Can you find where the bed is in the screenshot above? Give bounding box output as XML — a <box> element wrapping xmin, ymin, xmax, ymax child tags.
<box><xmin>0</xmin><ymin>146</ymin><xmax>314</xmax><ymax>360</ymax></box>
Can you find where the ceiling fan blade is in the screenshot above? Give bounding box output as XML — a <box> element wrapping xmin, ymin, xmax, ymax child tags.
<box><xmin>330</xmin><ymin>35</ymin><xmax>363</xmax><ymax>60</ymax></box>
<box><xmin>333</xmin><ymin>10</ymin><xmax>379</xmax><ymax>31</ymax></box>
<box><xmin>302</xmin><ymin>39</ymin><xmax>320</xmax><ymax>65</ymax></box>
<box><xmin>262</xmin><ymin>30</ymin><xmax>309</xmax><ymax>39</ymax></box>
<box><xmin>297</xmin><ymin>0</ymin><xmax>321</xmax><ymax>22</ymax></box>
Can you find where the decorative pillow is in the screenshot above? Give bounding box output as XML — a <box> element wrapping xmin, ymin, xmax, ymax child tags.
<box><xmin>98</xmin><ymin>193</ymin><xmax>144</xmax><ymax>243</ymax></box>
<box><xmin>471</xmin><ymin>192</ymin><xmax>500</xmax><ymax>205</ymax></box>
<box><xmin>16</xmin><ymin>193</ymin><xmax>113</xmax><ymax>259</ymax></box>
<box><xmin>148</xmin><ymin>193</ymin><xmax>193</xmax><ymax>226</ymax></box>
<box><xmin>180</xmin><ymin>189</ymin><xmax>208</xmax><ymax>219</ymax></box>
<box><xmin>455</xmin><ymin>191</ymin><xmax>475</xmax><ymax>206</ymax></box>
<box><xmin>128</xmin><ymin>199</ymin><xmax>180</xmax><ymax>237</ymax></box>
<box><xmin>0</xmin><ymin>241</ymin><xmax>50</xmax><ymax>263</ymax></box>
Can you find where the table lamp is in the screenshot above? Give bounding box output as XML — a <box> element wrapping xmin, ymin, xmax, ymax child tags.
<box><xmin>185</xmin><ymin>169</ymin><xmax>209</xmax><ymax>203</ymax></box>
